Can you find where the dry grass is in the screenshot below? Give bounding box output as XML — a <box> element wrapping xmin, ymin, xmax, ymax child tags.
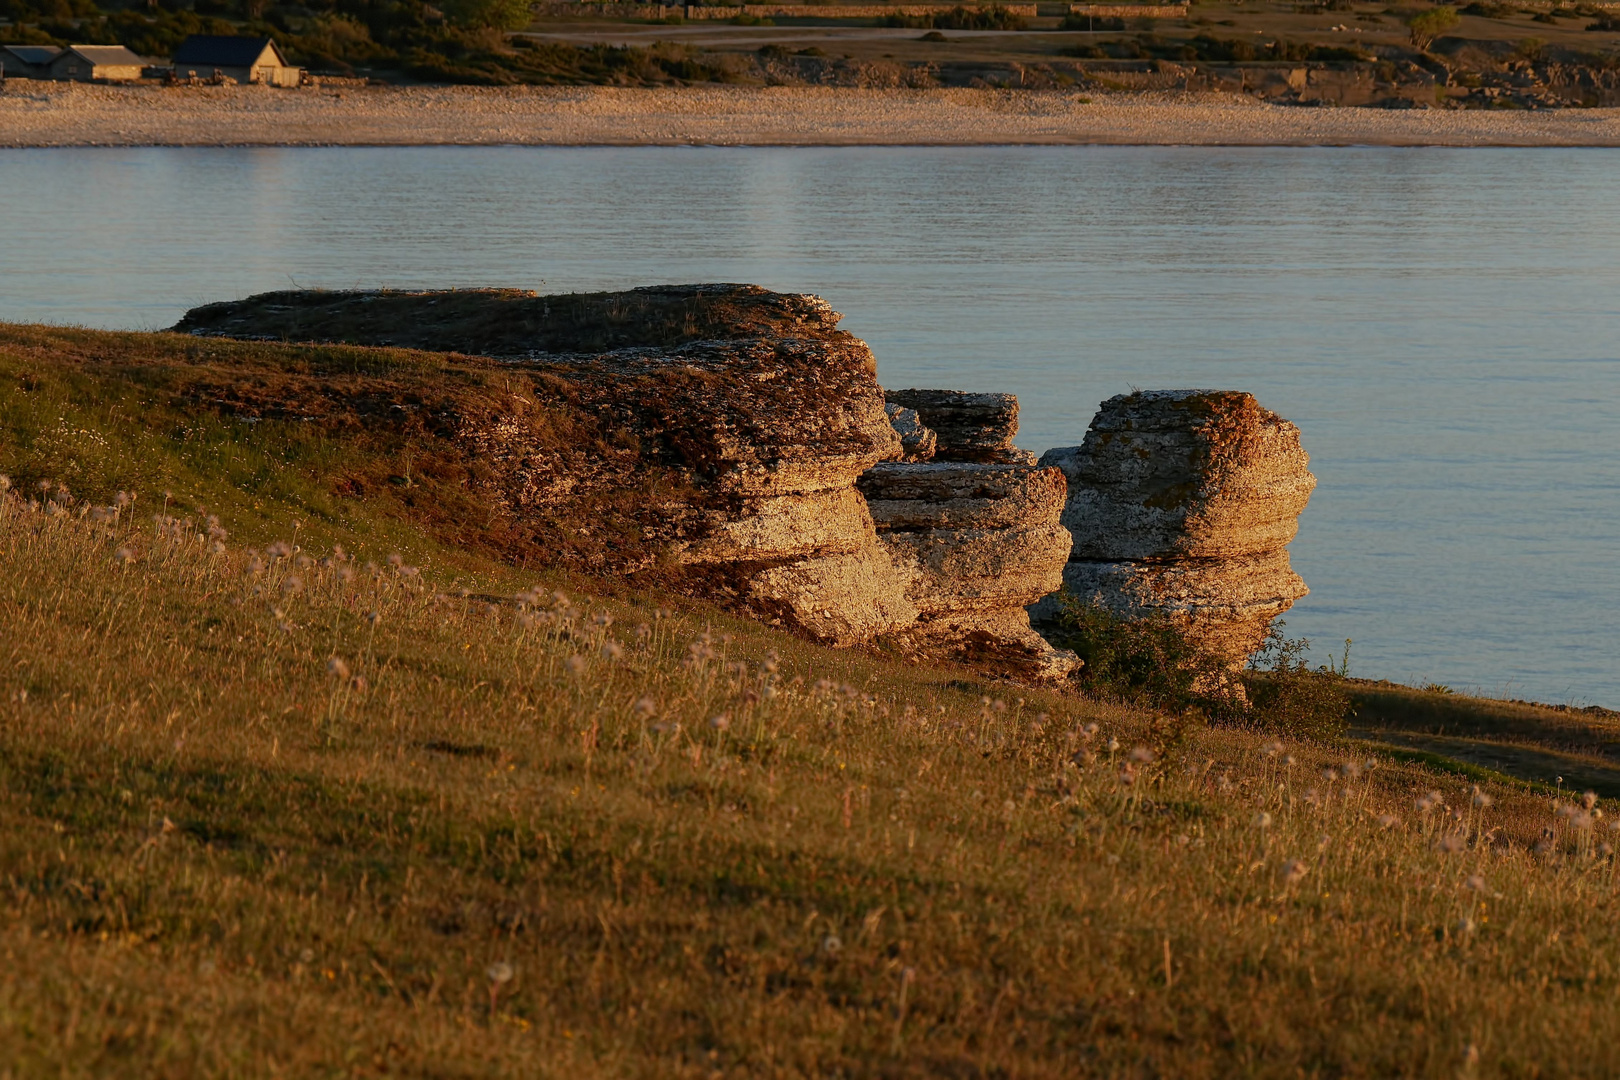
<box><xmin>5</xmin><ymin>483</ymin><xmax>1620</xmax><ymax>1078</ymax></box>
<box><xmin>5</xmin><ymin>324</ymin><xmax>1620</xmax><ymax>1076</ymax></box>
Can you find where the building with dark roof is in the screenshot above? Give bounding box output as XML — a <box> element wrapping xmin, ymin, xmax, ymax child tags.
<box><xmin>170</xmin><ymin>35</ymin><xmax>302</xmax><ymax>87</ymax></box>
<box><xmin>46</xmin><ymin>45</ymin><xmax>147</xmax><ymax>82</ymax></box>
<box><xmin>1</xmin><ymin>45</ymin><xmax>65</xmax><ymax>79</ymax></box>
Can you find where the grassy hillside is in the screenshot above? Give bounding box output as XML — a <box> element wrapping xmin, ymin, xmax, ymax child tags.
<box><xmin>5</xmin><ymin>323</ymin><xmax>1620</xmax><ymax>1076</ymax></box>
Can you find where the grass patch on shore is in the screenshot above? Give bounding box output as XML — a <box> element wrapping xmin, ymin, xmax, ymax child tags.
<box><xmin>6</xmin><ymin>325</ymin><xmax>1620</xmax><ymax>1074</ymax></box>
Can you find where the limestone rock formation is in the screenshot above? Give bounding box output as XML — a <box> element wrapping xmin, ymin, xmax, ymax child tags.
<box><xmin>859</xmin><ymin>462</ymin><xmax>1078</xmax><ymax>679</ymax></box>
<box><xmin>1032</xmin><ymin>390</ymin><xmax>1315</xmax><ymax>667</ymax></box>
<box><xmin>883</xmin><ymin>389</ymin><xmax>1037</xmax><ymax>465</ymax></box>
<box><xmin>177</xmin><ymin>284</ymin><xmax>916</xmax><ymax>645</ymax></box>
<box><xmin>883</xmin><ymin>403</ymin><xmax>937</xmax><ymax>462</ymax></box>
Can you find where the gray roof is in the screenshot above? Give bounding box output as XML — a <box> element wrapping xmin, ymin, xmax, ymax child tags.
<box><xmin>60</xmin><ymin>45</ymin><xmax>147</xmax><ymax>67</ymax></box>
<box><xmin>171</xmin><ymin>35</ymin><xmax>285</xmax><ymax>68</ymax></box>
<box><xmin>2</xmin><ymin>45</ymin><xmax>64</xmax><ymax>65</ymax></box>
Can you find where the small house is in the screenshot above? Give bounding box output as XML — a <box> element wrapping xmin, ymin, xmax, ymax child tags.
<box><xmin>47</xmin><ymin>45</ymin><xmax>146</xmax><ymax>82</ymax></box>
<box><xmin>1</xmin><ymin>45</ymin><xmax>64</xmax><ymax>79</ymax></box>
<box><xmin>170</xmin><ymin>35</ymin><xmax>302</xmax><ymax>87</ymax></box>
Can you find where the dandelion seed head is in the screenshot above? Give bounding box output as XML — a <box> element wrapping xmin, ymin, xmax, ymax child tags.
<box><xmin>1128</xmin><ymin>746</ymin><xmax>1155</xmax><ymax>764</ymax></box>
<box><xmin>1377</xmin><ymin>813</ymin><xmax>1400</xmax><ymax>829</ymax></box>
<box><xmin>281</xmin><ymin>574</ymin><xmax>304</xmax><ymax>595</ymax></box>
<box><xmin>1464</xmin><ymin>874</ymin><xmax>1487</xmax><ymax>892</ymax></box>
<box><xmin>387</xmin><ymin>552</ymin><xmax>404</xmax><ymax>567</ymax></box>
<box><xmin>633</xmin><ymin>696</ymin><xmax>657</xmax><ymax>719</ymax></box>
<box><xmin>709</xmin><ymin>713</ymin><xmax>730</xmax><ymax>731</ymax></box>
<box><xmin>1254</xmin><ymin>812</ymin><xmax>1272</xmax><ymax>829</ymax></box>
<box><xmin>565</xmin><ymin>655</ymin><xmax>587</xmax><ymax>675</ymax></box>
<box><xmin>486</xmin><ymin>962</ymin><xmax>514</xmax><ymax>984</ymax></box>
<box><xmin>1280</xmin><ymin>859</ymin><xmax>1308</xmax><ymax>885</ymax></box>
<box><xmin>114</xmin><ymin>546</ymin><xmax>136</xmax><ymax>565</ymax></box>
<box><xmin>1583</xmin><ymin>790</ymin><xmax>1599</xmax><ymax>810</ymax></box>
<box><xmin>601</xmin><ymin>640</ymin><xmax>624</xmax><ymax>662</ymax></box>
<box><xmin>326</xmin><ymin>656</ymin><xmax>351</xmax><ymax>679</ymax></box>
<box><xmin>1106</xmin><ymin>737</ymin><xmax>1121</xmax><ymax>753</ymax></box>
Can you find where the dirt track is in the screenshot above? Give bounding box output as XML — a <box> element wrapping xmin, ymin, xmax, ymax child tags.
<box><xmin>4</xmin><ymin>82</ymin><xmax>1620</xmax><ymax>146</ymax></box>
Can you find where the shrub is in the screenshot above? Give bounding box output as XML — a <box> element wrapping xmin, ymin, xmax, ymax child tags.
<box><xmin>1241</xmin><ymin>624</ymin><xmax>1354</xmax><ymax>741</ymax></box>
<box><xmin>1407</xmin><ymin>5</ymin><xmax>1461</xmax><ymax>48</ymax></box>
<box><xmin>883</xmin><ymin>5</ymin><xmax>1028</xmax><ymax>30</ymax></box>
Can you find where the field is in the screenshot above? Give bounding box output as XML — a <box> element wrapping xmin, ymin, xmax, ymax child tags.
<box><xmin>4</xmin><ymin>322</ymin><xmax>1620</xmax><ymax>1076</ymax></box>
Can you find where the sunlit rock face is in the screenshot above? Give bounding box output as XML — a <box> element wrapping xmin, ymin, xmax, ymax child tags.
<box><xmin>1032</xmin><ymin>390</ymin><xmax>1316</xmax><ymax>667</ymax></box>
<box><xmin>859</xmin><ymin>462</ymin><xmax>1078</xmax><ymax>681</ymax></box>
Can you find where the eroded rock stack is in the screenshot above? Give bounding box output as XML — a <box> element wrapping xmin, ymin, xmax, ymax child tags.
<box><xmin>1032</xmin><ymin>389</ymin><xmax>1316</xmax><ymax>667</ymax></box>
<box><xmin>859</xmin><ymin>461</ymin><xmax>1077</xmax><ymax>678</ymax></box>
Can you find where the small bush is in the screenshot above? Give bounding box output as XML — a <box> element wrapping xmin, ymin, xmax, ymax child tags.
<box><xmin>883</xmin><ymin>5</ymin><xmax>1028</xmax><ymax>30</ymax></box>
<box><xmin>1241</xmin><ymin>625</ymin><xmax>1354</xmax><ymax>741</ymax></box>
<box><xmin>1407</xmin><ymin>5</ymin><xmax>1461</xmax><ymax>48</ymax></box>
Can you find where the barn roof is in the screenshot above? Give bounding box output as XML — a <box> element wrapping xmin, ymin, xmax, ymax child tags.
<box><xmin>171</xmin><ymin>35</ymin><xmax>285</xmax><ymax>68</ymax></box>
<box><xmin>2</xmin><ymin>45</ymin><xmax>64</xmax><ymax>65</ymax></box>
<box><xmin>60</xmin><ymin>45</ymin><xmax>147</xmax><ymax>67</ymax></box>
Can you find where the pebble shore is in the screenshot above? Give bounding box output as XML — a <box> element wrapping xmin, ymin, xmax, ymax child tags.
<box><xmin>4</xmin><ymin>83</ymin><xmax>1620</xmax><ymax>146</ymax></box>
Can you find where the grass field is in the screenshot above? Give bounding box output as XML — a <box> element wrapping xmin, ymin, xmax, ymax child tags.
<box><xmin>5</xmin><ymin>323</ymin><xmax>1620</xmax><ymax>1076</ymax></box>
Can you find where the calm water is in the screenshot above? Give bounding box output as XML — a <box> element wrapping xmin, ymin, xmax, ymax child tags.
<box><xmin>2</xmin><ymin>145</ymin><xmax>1617</xmax><ymax>705</ymax></box>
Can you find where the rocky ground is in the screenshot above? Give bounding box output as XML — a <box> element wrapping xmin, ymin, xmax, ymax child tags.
<box><xmin>4</xmin><ymin>82</ymin><xmax>1620</xmax><ymax>145</ymax></box>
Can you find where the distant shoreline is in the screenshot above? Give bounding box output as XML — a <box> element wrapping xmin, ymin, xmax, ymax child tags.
<box><xmin>5</xmin><ymin>83</ymin><xmax>1620</xmax><ymax>148</ymax></box>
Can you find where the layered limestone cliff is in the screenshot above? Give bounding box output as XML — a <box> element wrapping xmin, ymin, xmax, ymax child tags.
<box><xmin>178</xmin><ymin>284</ymin><xmax>918</xmax><ymax>645</ymax></box>
<box><xmin>1032</xmin><ymin>389</ymin><xmax>1315</xmax><ymax>666</ymax></box>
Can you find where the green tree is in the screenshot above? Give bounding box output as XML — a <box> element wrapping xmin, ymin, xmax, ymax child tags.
<box><xmin>1406</xmin><ymin>5</ymin><xmax>1460</xmax><ymax>49</ymax></box>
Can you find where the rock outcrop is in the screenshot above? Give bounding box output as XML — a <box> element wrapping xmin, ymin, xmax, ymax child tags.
<box><xmin>1032</xmin><ymin>389</ymin><xmax>1315</xmax><ymax>667</ymax></box>
<box><xmin>883</xmin><ymin>389</ymin><xmax>1037</xmax><ymax>465</ymax></box>
<box><xmin>178</xmin><ymin>284</ymin><xmax>918</xmax><ymax>645</ymax></box>
<box><xmin>859</xmin><ymin>461</ymin><xmax>1078</xmax><ymax>678</ymax></box>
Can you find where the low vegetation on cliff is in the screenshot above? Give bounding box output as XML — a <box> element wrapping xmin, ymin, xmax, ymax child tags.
<box><xmin>5</xmin><ymin>321</ymin><xmax>1620</xmax><ymax>1074</ymax></box>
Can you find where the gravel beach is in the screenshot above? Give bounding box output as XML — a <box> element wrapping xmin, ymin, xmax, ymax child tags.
<box><xmin>4</xmin><ymin>83</ymin><xmax>1620</xmax><ymax>147</ymax></box>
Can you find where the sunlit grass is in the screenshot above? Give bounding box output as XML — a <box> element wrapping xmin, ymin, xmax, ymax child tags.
<box><xmin>4</xmin><ymin>480</ymin><xmax>1620</xmax><ymax>1077</ymax></box>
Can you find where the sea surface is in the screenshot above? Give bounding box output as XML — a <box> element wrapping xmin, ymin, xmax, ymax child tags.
<box><xmin>2</xmin><ymin>145</ymin><xmax>1617</xmax><ymax>705</ymax></box>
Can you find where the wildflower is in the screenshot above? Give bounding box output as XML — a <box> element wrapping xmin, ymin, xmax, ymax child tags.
<box><xmin>1464</xmin><ymin>874</ymin><xmax>1488</xmax><ymax>892</ymax></box>
<box><xmin>486</xmin><ymin>962</ymin><xmax>514</xmax><ymax>985</ymax></box>
<box><xmin>296</xmin><ymin>553</ymin><xmax>314</xmax><ymax>569</ymax></box>
<box><xmin>1081</xmin><ymin>722</ymin><xmax>1099</xmax><ymax>739</ymax></box>
<box><xmin>1117</xmin><ymin>763</ymin><xmax>1137</xmax><ymax>786</ymax></box>
<box><xmin>1436</xmin><ymin>834</ymin><xmax>1467</xmax><ymax>853</ymax></box>
<box><xmin>1376</xmin><ymin>813</ymin><xmax>1400</xmax><ymax>829</ymax></box>
<box><xmin>1471</xmin><ymin>785</ymin><xmax>1493</xmax><ymax>809</ymax></box>
<box><xmin>1571</xmin><ymin>812</ymin><xmax>1594</xmax><ymax>830</ymax></box>
<box><xmin>990</xmin><ymin>699</ymin><xmax>1006</xmax><ymax>713</ymax></box>
<box><xmin>1282</xmin><ymin>755</ymin><xmax>1297</xmax><ymax>766</ymax></box>
<box><xmin>592</xmin><ymin>612</ymin><xmax>614</xmax><ymax>628</ymax></box>
<box><xmin>761</xmin><ymin>650</ymin><xmax>780</xmax><ymax>674</ymax></box>
<box><xmin>1322</xmin><ymin>767</ymin><xmax>1338</xmax><ymax>782</ymax></box>
<box><xmin>351</xmin><ymin>675</ymin><xmax>368</xmax><ymax>692</ymax></box>
<box><xmin>326</xmin><ymin>656</ymin><xmax>351</xmax><ymax>679</ymax></box>
<box><xmin>1106</xmin><ymin>737</ymin><xmax>1120</xmax><ymax>753</ymax></box>
<box><xmin>1455</xmin><ymin>917</ymin><xmax>1477</xmax><ymax>935</ymax></box>
<box><xmin>0</xmin><ymin>475</ymin><xmax>10</xmax><ymax>493</ymax></box>
<box><xmin>565</xmin><ymin>655</ymin><xmax>587</xmax><ymax>675</ymax></box>
<box><xmin>1417</xmin><ymin>791</ymin><xmax>1444</xmax><ymax>812</ymax></box>
<box><xmin>299</xmin><ymin>948</ymin><xmax>315</xmax><ymax>964</ymax></box>
<box><xmin>114</xmin><ymin>546</ymin><xmax>136</xmax><ymax>565</ymax></box>
<box><xmin>1260</xmin><ymin>741</ymin><xmax>1282</xmax><ymax>757</ymax></box>
<box><xmin>1128</xmin><ymin>746</ymin><xmax>1155</xmax><ymax>764</ymax></box>
<box><xmin>633</xmin><ymin>696</ymin><xmax>657</xmax><ymax>719</ymax></box>
<box><xmin>281</xmin><ymin>575</ymin><xmax>304</xmax><ymax>595</ymax></box>
<box><xmin>398</xmin><ymin>565</ymin><xmax>419</xmax><ymax>579</ymax></box>
<box><xmin>601</xmin><ymin>640</ymin><xmax>624</xmax><ymax>662</ymax></box>
<box><xmin>709</xmin><ymin>714</ymin><xmax>730</xmax><ymax>731</ymax></box>
<box><xmin>366</xmin><ymin>610</ymin><xmax>381</xmax><ymax>626</ymax></box>
<box><xmin>278</xmin><ymin>621</ymin><xmax>294</xmax><ymax>634</ymax></box>
<box><xmin>209</xmin><ymin>540</ymin><xmax>227</xmax><ymax>555</ymax></box>
<box><xmin>1279</xmin><ymin>859</ymin><xmax>1308</xmax><ymax>886</ymax></box>
<box><xmin>267</xmin><ymin>541</ymin><xmax>292</xmax><ymax>560</ymax></box>
<box><xmin>820</xmin><ymin>934</ymin><xmax>842</xmax><ymax>958</ymax></box>
<box><xmin>1583</xmin><ymin>791</ymin><xmax>1599</xmax><ymax>811</ymax></box>
<box><xmin>1175</xmin><ymin>833</ymin><xmax>1190</xmax><ymax>846</ymax></box>
<box><xmin>387</xmin><ymin>552</ymin><xmax>404</xmax><ymax>567</ymax></box>
<box><xmin>1253</xmin><ymin>811</ymin><xmax>1272</xmax><ymax>829</ymax></box>
<box><xmin>1341</xmin><ymin>761</ymin><xmax>1362</xmax><ymax>780</ymax></box>
<box><xmin>635</xmin><ymin>623</ymin><xmax>651</xmax><ymax>642</ymax></box>
<box><xmin>337</xmin><ymin>565</ymin><xmax>355</xmax><ymax>582</ymax></box>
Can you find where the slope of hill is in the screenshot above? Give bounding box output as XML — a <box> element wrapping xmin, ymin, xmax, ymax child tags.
<box><xmin>4</xmin><ymin>320</ymin><xmax>1620</xmax><ymax>1076</ymax></box>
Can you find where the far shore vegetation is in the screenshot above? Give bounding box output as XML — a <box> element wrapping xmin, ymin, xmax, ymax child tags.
<box><xmin>5</xmin><ymin>320</ymin><xmax>1620</xmax><ymax>1072</ymax></box>
<box><xmin>1</xmin><ymin>0</ymin><xmax>1615</xmax><ymax>100</ymax></box>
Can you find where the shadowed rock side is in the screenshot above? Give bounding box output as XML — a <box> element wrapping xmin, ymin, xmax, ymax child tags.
<box><xmin>1031</xmin><ymin>390</ymin><xmax>1315</xmax><ymax>667</ymax></box>
<box><xmin>859</xmin><ymin>462</ymin><xmax>1078</xmax><ymax>680</ymax></box>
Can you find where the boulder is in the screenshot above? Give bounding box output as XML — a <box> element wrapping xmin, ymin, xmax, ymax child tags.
<box><xmin>859</xmin><ymin>462</ymin><xmax>1078</xmax><ymax>679</ymax></box>
<box><xmin>883</xmin><ymin>389</ymin><xmax>1037</xmax><ymax>465</ymax></box>
<box><xmin>1033</xmin><ymin>390</ymin><xmax>1314</xmax><ymax>668</ymax></box>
